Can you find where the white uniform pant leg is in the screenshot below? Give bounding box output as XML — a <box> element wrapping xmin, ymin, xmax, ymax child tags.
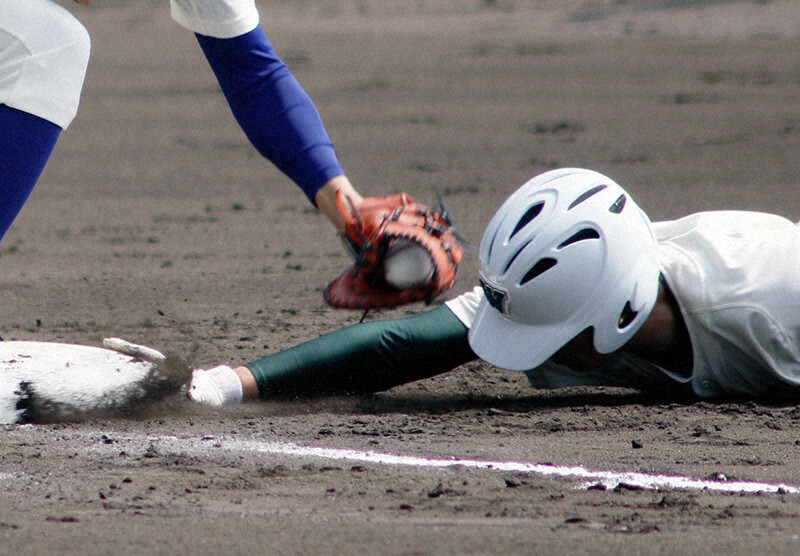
<box><xmin>170</xmin><ymin>0</ymin><xmax>260</xmax><ymax>38</ymax></box>
<box><xmin>0</xmin><ymin>0</ymin><xmax>90</xmax><ymax>129</ymax></box>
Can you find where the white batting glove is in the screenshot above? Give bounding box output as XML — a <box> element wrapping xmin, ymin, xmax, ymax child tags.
<box><xmin>103</xmin><ymin>337</ymin><xmax>166</xmax><ymax>363</ymax></box>
<box><xmin>189</xmin><ymin>365</ymin><xmax>243</xmax><ymax>406</ymax></box>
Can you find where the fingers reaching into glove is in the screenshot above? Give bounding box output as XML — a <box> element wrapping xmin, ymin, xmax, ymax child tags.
<box><xmin>103</xmin><ymin>338</ymin><xmax>166</xmax><ymax>364</ymax></box>
<box><xmin>314</xmin><ymin>176</ymin><xmax>364</xmax><ymax>231</ymax></box>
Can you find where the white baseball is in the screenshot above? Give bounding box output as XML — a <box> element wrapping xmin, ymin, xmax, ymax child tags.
<box><xmin>384</xmin><ymin>239</ymin><xmax>434</xmax><ymax>289</ymax></box>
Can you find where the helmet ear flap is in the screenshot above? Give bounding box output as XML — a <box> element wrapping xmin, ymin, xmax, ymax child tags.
<box><xmin>592</xmin><ymin>256</ymin><xmax>660</xmax><ymax>355</ymax></box>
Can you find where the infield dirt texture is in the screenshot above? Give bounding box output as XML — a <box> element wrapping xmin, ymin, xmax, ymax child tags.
<box><xmin>3</xmin><ymin>1</ymin><xmax>800</xmax><ymax>554</ymax></box>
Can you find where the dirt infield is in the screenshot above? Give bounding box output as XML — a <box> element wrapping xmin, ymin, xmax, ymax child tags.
<box><xmin>3</xmin><ymin>0</ymin><xmax>800</xmax><ymax>553</ymax></box>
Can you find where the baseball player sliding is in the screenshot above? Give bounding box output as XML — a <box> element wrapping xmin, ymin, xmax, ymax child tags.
<box><xmin>184</xmin><ymin>168</ymin><xmax>800</xmax><ymax>404</ymax></box>
<box><xmin>4</xmin><ymin>167</ymin><xmax>800</xmax><ymax>423</ymax></box>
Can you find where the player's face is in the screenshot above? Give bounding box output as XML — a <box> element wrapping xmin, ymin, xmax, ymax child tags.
<box><xmin>550</xmin><ymin>328</ymin><xmax>613</xmax><ymax>371</ymax></box>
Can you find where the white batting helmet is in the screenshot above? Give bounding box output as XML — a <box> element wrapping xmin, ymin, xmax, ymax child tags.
<box><xmin>469</xmin><ymin>168</ymin><xmax>660</xmax><ymax>371</ymax></box>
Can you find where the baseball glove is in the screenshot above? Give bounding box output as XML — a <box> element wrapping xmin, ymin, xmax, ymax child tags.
<box><xmin>324</xmin><ymin>191</ymin><xmax>463</xmax><ymax>309</ymax></box>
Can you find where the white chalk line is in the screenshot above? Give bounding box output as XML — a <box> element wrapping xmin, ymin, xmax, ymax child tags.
<box><xmin>240</xmin><ymin>440</ymin><xmax>800</xmax><ymax>495</ymax></box>
<box><xmin>148</xmin><ymin>435</ymin><xmax>799</xmax><ymax>496</ymax></box>
<box><xmin>5</xmin><ymin>429</ymin><xmax>800</xmax><ymax>496</ymax></box>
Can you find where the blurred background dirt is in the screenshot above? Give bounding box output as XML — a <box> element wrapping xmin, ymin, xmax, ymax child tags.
<box><xmin>3</xmin><ymin>1</ymin><xmax>800</xmax><ymax>554</ymax></box>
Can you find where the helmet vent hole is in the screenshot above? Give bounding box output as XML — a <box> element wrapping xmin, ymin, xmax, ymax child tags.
<box><xmin>510</xmin><ymin>203</ymin><xmax>544</xmax><ymax>239</ymax></box>
<box><xmin>609</xmin><ymin>194</ymin><xmax>627</xmax><ymax>214</ymax></box>
<box><xmin>558</xmin><ymin>228</ymin><xmax>600</xmax><ymax>249</ymax></box>
<box><xmin>485</xmin><ymin>226</ymin><xmax>501</xmax><ymax>261</ymax></box>
<box><xmin>568</xmin><ymin>184</ymin><xmax>607</xmax><ymax>210</ymax></box>
<box><xmin>502</xmin><ymin>239</ymin><xmax>532</xmax><ymax>273</ymax></box>
<box><xmin>618</xmin><ymin>301</ymin><xmax>638</xmax><ymax>329</ymax></box>
<box><xmin>520</xmin><ymin>257</ymin><xmax>557</xmax><ymax>285</ymax></box>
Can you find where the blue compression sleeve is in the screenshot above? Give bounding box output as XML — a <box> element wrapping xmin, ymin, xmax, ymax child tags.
<box><xmin>246</xmin><ymin>305</ymin><xmax>478</xmax><ymax>397</ymax></box>
<box><xmin>0</xmin><ymin>105</ymin><xmax>61</xmax><ymax>243</ymax></box>
<box><xmin>196</xmin><ymin>26</ymin><xmax>344</xmax><ymax>203</ymax></box>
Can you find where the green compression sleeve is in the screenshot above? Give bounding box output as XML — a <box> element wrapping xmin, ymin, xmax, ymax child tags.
<box><xmin>246</xmin><ymin>305</ymin><xmax>477</xmax><ymax>397</ymax></box>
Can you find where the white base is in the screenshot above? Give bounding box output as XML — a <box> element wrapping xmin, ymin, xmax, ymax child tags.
<box><xmin>0</xmin><ymin>341</ymin><xmax>157</xmax><ymax>424</ymax></box>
